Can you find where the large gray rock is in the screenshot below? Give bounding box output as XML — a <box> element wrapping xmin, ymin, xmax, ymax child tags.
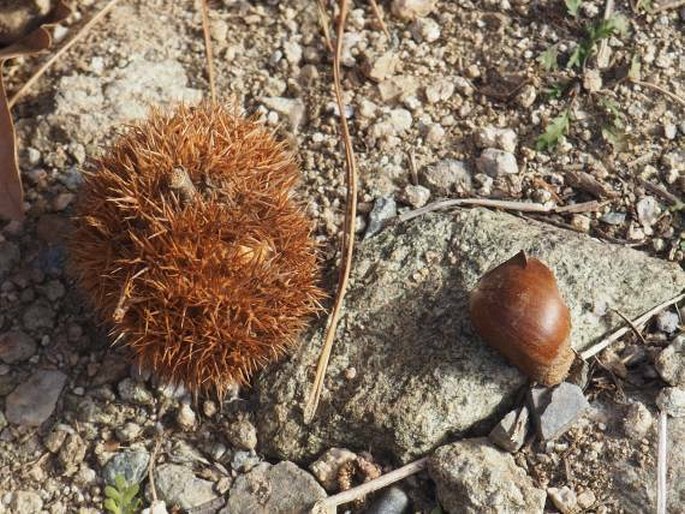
<box><xmin>5</xmin><ymin>369</ymin><xmax>67</xmax><ymax>426</ymax></box>
<box><xmin>256</xmin><ymin>208</ymin><xmax>685</xmax><ymax>462</ymax></box>
<box><xmin>428</xmin><ymin>438</ymin><xmax>546</xmax><ymax>513</ymax></box>
<box><xmin>221</xmin><ymin>461</ymin><xmax>325</xmax><ymax>514</ymax></box>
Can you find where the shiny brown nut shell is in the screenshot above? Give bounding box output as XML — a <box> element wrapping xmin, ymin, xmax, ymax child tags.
<box><xmin>469</xmin><ymin>251</ymin><xmax>573</xmax><ymax>385</ymax></box>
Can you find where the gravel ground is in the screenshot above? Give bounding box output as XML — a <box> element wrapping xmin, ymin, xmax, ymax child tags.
<box><xmin>0</xmin><ymin>0</ymin><xmax>683</xmax><ymax>513</ymax></box>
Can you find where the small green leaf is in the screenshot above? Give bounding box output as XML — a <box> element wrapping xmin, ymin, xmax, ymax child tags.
<box><xmin>565</xmin><ymin>0</ymin><xmax>583</xmax><ymax>16</ymax></box>
<box><xmin>536</xmin><ymin>109</ymin><xmax>571</xmax><ymax>151</ymax></box>
<box><xmin>567</xmin><ymin>45</ymin><xmax>585</xmax><ymax>69</ymax></box>
<box><xmin>104</xmin><ymin>485</ymin><xmax>122</xmax><ymax>502</ymax></box>
<box><xmin>537</xmin><ymin>45</ymin><xmax>559</xmax><ymax>71</ymax></box>
<box><xmin>103</xmin><ymin>498</ymin><xmax>122</xmax><ymax>514</ymax></box>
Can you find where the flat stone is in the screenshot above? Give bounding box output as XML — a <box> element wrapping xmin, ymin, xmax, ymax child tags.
<box><xmin>154</xmin><ymin>463</ymin><xmax>218</xmax><ymax>510</ymax></box>
<box><xmin>103</xmin><ymin>449</ymin><xmax>150</xmax><ymax>486</ymax></box>
<box><xmin>0</xmin><ymin>331</ymin><xmax>36</xmax><ymax>364</ymax></box>
<box><xmin>421</xmin><ymin>159</ymin><xmax>471</xmax><ymax>195</ymax></box>
<box><xmin>476</xmin><ymin>148</ymin><xmax>518</xmax><ymax>176</ymax></box>
<box><xmin>489</xmin><ymin>405</ymin><xmax>530</xmax><ymax>452</ymax></box>
<box><xmin>5</xmin><ymin>370</ymin><xmax>67</xmax><ymax>426</ymax></box>
<box><xmin>221</xmin><ymin>461</ymin><xmax>325</xmax><ymax>514</ymax></box>
<box><xmin>428</xmin><ymin>438</ymin><xmax>545</xmax><ymax>513</ymax></box>
<box><xmin>529</xmin><ymin>382</ymin><xmax>589</xmax><ymax>441</ymax></box>
<box><xmin>655</xmin><ymin>335</ymin><xmax>685</xmax><ymax>387</ymax></box>
<box><xmin>256</xmin><ymin>209</ymin><xmax>685</xmax><ymax>462</ymax></box>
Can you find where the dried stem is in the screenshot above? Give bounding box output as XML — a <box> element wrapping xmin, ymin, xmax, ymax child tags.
<box><xmin>580</xmin><ymin>292</ymin><xmax>685</xmax><ymax>360</ymax></box>
<box><xmin>147</xmin><ymin>436</ymin><xmax>162</xmax><ymax>502</ymax></box>
<box><xmin>200</xmin><ymin>0</ymin><xmax>217</xmax><ymax>102</ymax></box>
<box><xmin>368</xmin><ymin>0</ymin><xmax>390</xmax><ymax>38</ymax></box>
<box><xmin>8</xmin><ymin>0</ymin><xmax>122</xmax><ymax>109</ymax></box>
<box><xmin>316</xmin><ymin>0</ymin><xmax>334</xmax><ymax>54</ymax></box>
<box><xmin>397</xmin><ymin>198</ymin><xmax>604</xmax><ymax>223</ymax></box>
<box><xmin>596</xmin><ymin>0</ymin><xmax>614</xmax><ymax>68</ymax></box>
<box><xmin>657</xmin><ymin>409</ymin><xmax>668</xmax><ymax>514</ymax></box>
<box><xmin>631</xmin><ymin>79</ymin><xmax>685</xmax><ymax>107</ymax></box>
<box><xmin>304</xmin><ymin>0</ymin><xmax>357</xmax><ymax>424</ymax></box>
<box><xmin>313</xmin><ymin>457</ymin><xmax>428</xmax><ymax>512</ymax></box>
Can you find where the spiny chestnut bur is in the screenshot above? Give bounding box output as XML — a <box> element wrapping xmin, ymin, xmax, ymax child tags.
<box><xmin>70</xmin><ymin>103</ymin><xmax>324</xmax><ymax>398</ymax></box>
<box><xmin>469</xmin><ymin>251</ymin><xmax>574</xmax><ymax>386</ymax></box>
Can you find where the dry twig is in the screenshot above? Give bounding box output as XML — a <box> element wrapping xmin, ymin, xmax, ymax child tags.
<box><xmin>8</xmin><ymin>0</ymin><xmax>122</xmax><ymax>109</ymax></box>
<box><xmin>397</xmin><ymin>198</ymin><xmax>604</xmax><ymax>223</ymax></box>
<box><xmin>200</xmin><ymin>0</ymin><xmax>217</xmax><ymax>102</ymax></box>
<box><xmin>313</xmin><ymin>457</ymin><xmax>428</xmax><ymax>512</ymax></box>
<box><xmin>596</xmin><ymin>0</ymin><xmax>614</xmax><ymax>68</ymax></box>
<box><xmin>580</xmin><ymin>292</ymin><xmax>685</xmax><ymax>360</ymax></box>
<box><xmin>368</xmin><ymin>0</ymin><xmax>390</xmax><ymax>38</ymax></box>
<box><xmin>304</xmin><ymin>0</ymin><xmax>358</xmax><ymax>424</ymax></box>
<box><xmin>316</xmin><ymin>0</ymin><xmax>334</xmax><ymax>54</ymax></box>
<box><xmin>657</xmin><ymin>409</ymin><xmax>668</xmax><ymax>514</ymax></box>
<box><xmin>631</xmin><ymin>79</ymin><xmax>685</xmax><ymax>108</ymax></box>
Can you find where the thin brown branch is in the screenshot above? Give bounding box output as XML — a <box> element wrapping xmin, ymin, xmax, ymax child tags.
<box><xmin>397</xmin><ymin>198</ymin><xmax>604</xmax><ymax>224</ymax></box>
<box><xmin>304</xmin><ymin>0</ymin><xmax>357</xmax><ymax>424</ymax></box>
<box><xmin>368</xmin><ymin>0</ymin><xmax>390</xmax><ymax>38</ymax></box>
<box><xmin>200</xmin><ymin>0</ymin><xmax>217</xmax><ymax>102</ymax></box>
<box><xmin>313</xmin><ymin>457</ymin><xmax>428</xmax><ymax>512</ymax></box>
<box><xmin>580</xmin><ymin>292</ymin><xmax>685</xmax><ymax>360</ymax></box>
<box><xmin>147</xmin><ymin>436</ymin><xmax>162</xmax><ymax>502</ymax></box>
<box><xmin>657</xmin><ymin>409</ymin><xmax>668</xmax><ymax>514</ymax></box>
<box><xmin>596</xmin><ymin>0</ymin><xmax>614</xmax><ymax>69</ymax></box>
<box><xmin>8</xmin><ymin>0</ymin><xmax>122</xmax><ymax>109</ymax></box>
<box><xmin>631</xmin><ymin>79</ymin><xmax>685</xmax><ymax>107</ymax></box>
<box><xmin>316</xmin><ymin>0</ymin><xmax>334</xmax><ymax>54</ymax></box>
<box><xmin>638</xmin><ymin>177</ymin><xmax>681</xmax><ymax>207</ymax></box>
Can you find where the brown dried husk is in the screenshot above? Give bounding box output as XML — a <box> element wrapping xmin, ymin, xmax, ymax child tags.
<box><xmin>70</xmin><ymin>103</ymin><xmax>324</xmax><ymax>398</ymax></box>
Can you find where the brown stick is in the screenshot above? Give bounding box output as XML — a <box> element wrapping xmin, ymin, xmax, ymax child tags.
<box><xmin>368</xmin><ymin>0</ymin><xmax>390</xmax><ymax>38</ymax></box>
<box><xmin>304</xmin><ymin>0</ymin><xmax>358</xmax><ymax>424</ymax></box>
<box><xmin>397</xmin><ymin>198</ymin><xmax>604</xmax><ymax>223</ymax></box>
<box><xmin>313</xmin><ymin>457</ymin><xmax>428</xmax><ymax>512</ymax></box>
<box><xmin>631</xmin><ymin>79</ymin><xmax>685</xmax><ymax>107</ymax></box>
<box><xmin>8</xmin><ymin>0</ymin><xmax>122</xmax><ymax>109</ymax></box>
<box><xmin>200</xmin><ymin>0</ymin><xmax>217</xmax><ymax>102</ymax></box>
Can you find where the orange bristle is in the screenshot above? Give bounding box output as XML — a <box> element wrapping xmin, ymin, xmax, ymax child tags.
<box><xmin>69</xmin><ymin>103</ymin><xmax>324</xmax><ymax>398</ymax></box>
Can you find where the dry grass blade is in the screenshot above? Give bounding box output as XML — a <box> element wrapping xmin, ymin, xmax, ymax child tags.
<box><xmin>657</xmin><ymin>409</ymin><xmax>668</xmax><ymax>514</ymax></box>
<box><xmin>397</xmin><ymin>198</ymin><xmax>604</xmax><ymax>223</ymax></box>
<box><xmin>316</xmin><ymin>0</ymin><xmax>334</xmax><ymax>54</ymax></box>
<box><xmin>580</xmin><ymin>292</ymin><xmax>685</xmax><ymax>360</ymax></box>
<box><xmin>368</xmin><ymin>0</ymin><xmax>390</xmax><ymax>38</ymax></box>
<box><xmin>313</xmin><ymin>457</ymin><xmax>428</xmax><ymax>512</ymax></box>
<box><xmin>653</xmin><ymin>0</ymin><xmax>685</xmax><ymax>11</ymax></box>
<box><xmin>200</xmin><ymin>0</ymin><xmax>217</xmax><ymax>102</ymax></box>
<box><xmin>304</xmin><ymin>0</ymin><xmax>357</xmax><ymax>424</ymax></box>
<box><xmin>631</xmin><ymin>79</ymin><xmax>685</xmax><ymax>108</ymax></box>
<box><xmin>8</xmin><ymin>0</ymin><xmax>121</xmax><ymax>109</ymax></box>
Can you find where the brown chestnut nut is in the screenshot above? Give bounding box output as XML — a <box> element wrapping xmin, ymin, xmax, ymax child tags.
<box><xmin>469</xmin><ymin>250</ymin><xmax>573</xmax><ymax>385</ymax></box>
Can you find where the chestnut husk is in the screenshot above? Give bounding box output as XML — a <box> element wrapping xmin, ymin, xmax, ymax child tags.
<box><xmin>469</xmin><ymin>250</ymin><xmax>574</xmax><ymax>385</ymax></box>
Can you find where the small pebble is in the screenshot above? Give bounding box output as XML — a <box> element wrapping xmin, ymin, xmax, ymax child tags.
<box><xmin>622</xmin><ymin>402</ymin><xmax>653</xmax><ymax>440</ymax></box>
<box><xmin>655</xmin><ymin>310</ymin><xmax>679</xmax><ymax>334</ymax></box>
<box><xmin>402</xmin><ymin>184</ymin><xmax>431</xmax><ymax>208</ymax></box>
<box><xmin>655</xmin><ymin>335</ymin><xmax>685</xmax><ymax>387</ymax></box>
<box><xmin>476</xmin><ymin>148</ymin><xmax>518</xmax><ymax>177</ymax></box>
<box><xmin>176</xmin><ymin>403</ymin><xmax>197</xmax><ymax>430</ymax></box>
<box><xmin>656</xmin><ymin>387</ymin><xmax>685</xmax><ymax>417</ymax></box>
<box><xmin>548</xmin><ymin>486</ymin><xmax>577</xmax><ymax>514</ymax></box>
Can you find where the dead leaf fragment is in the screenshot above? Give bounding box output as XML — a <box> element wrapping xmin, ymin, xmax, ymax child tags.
<box><xmin>0</xmin><ymin>0</ymin><xmax>70</xmax><ymax>221</ymax></box>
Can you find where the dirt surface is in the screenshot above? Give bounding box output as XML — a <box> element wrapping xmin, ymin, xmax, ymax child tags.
<box><xmin>0</xmin><ymin>0</ymin><xmax>683</xmax><ymax>512</ymax></box>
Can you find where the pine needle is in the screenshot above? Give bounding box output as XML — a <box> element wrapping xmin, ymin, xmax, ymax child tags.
<box><xmin>200</xmin><ymin>0</ymin><xmax>217</xmax><ymax>102</ymax></box>
<box><xmin>657</xmin><ymin>409</ymin><xmax>668</xmax><ymax>514</ymax></box>
<box><xmin>304</xmin><ymin>0</ymin><xmax>358</xmax><ymax>424</ymax></box>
